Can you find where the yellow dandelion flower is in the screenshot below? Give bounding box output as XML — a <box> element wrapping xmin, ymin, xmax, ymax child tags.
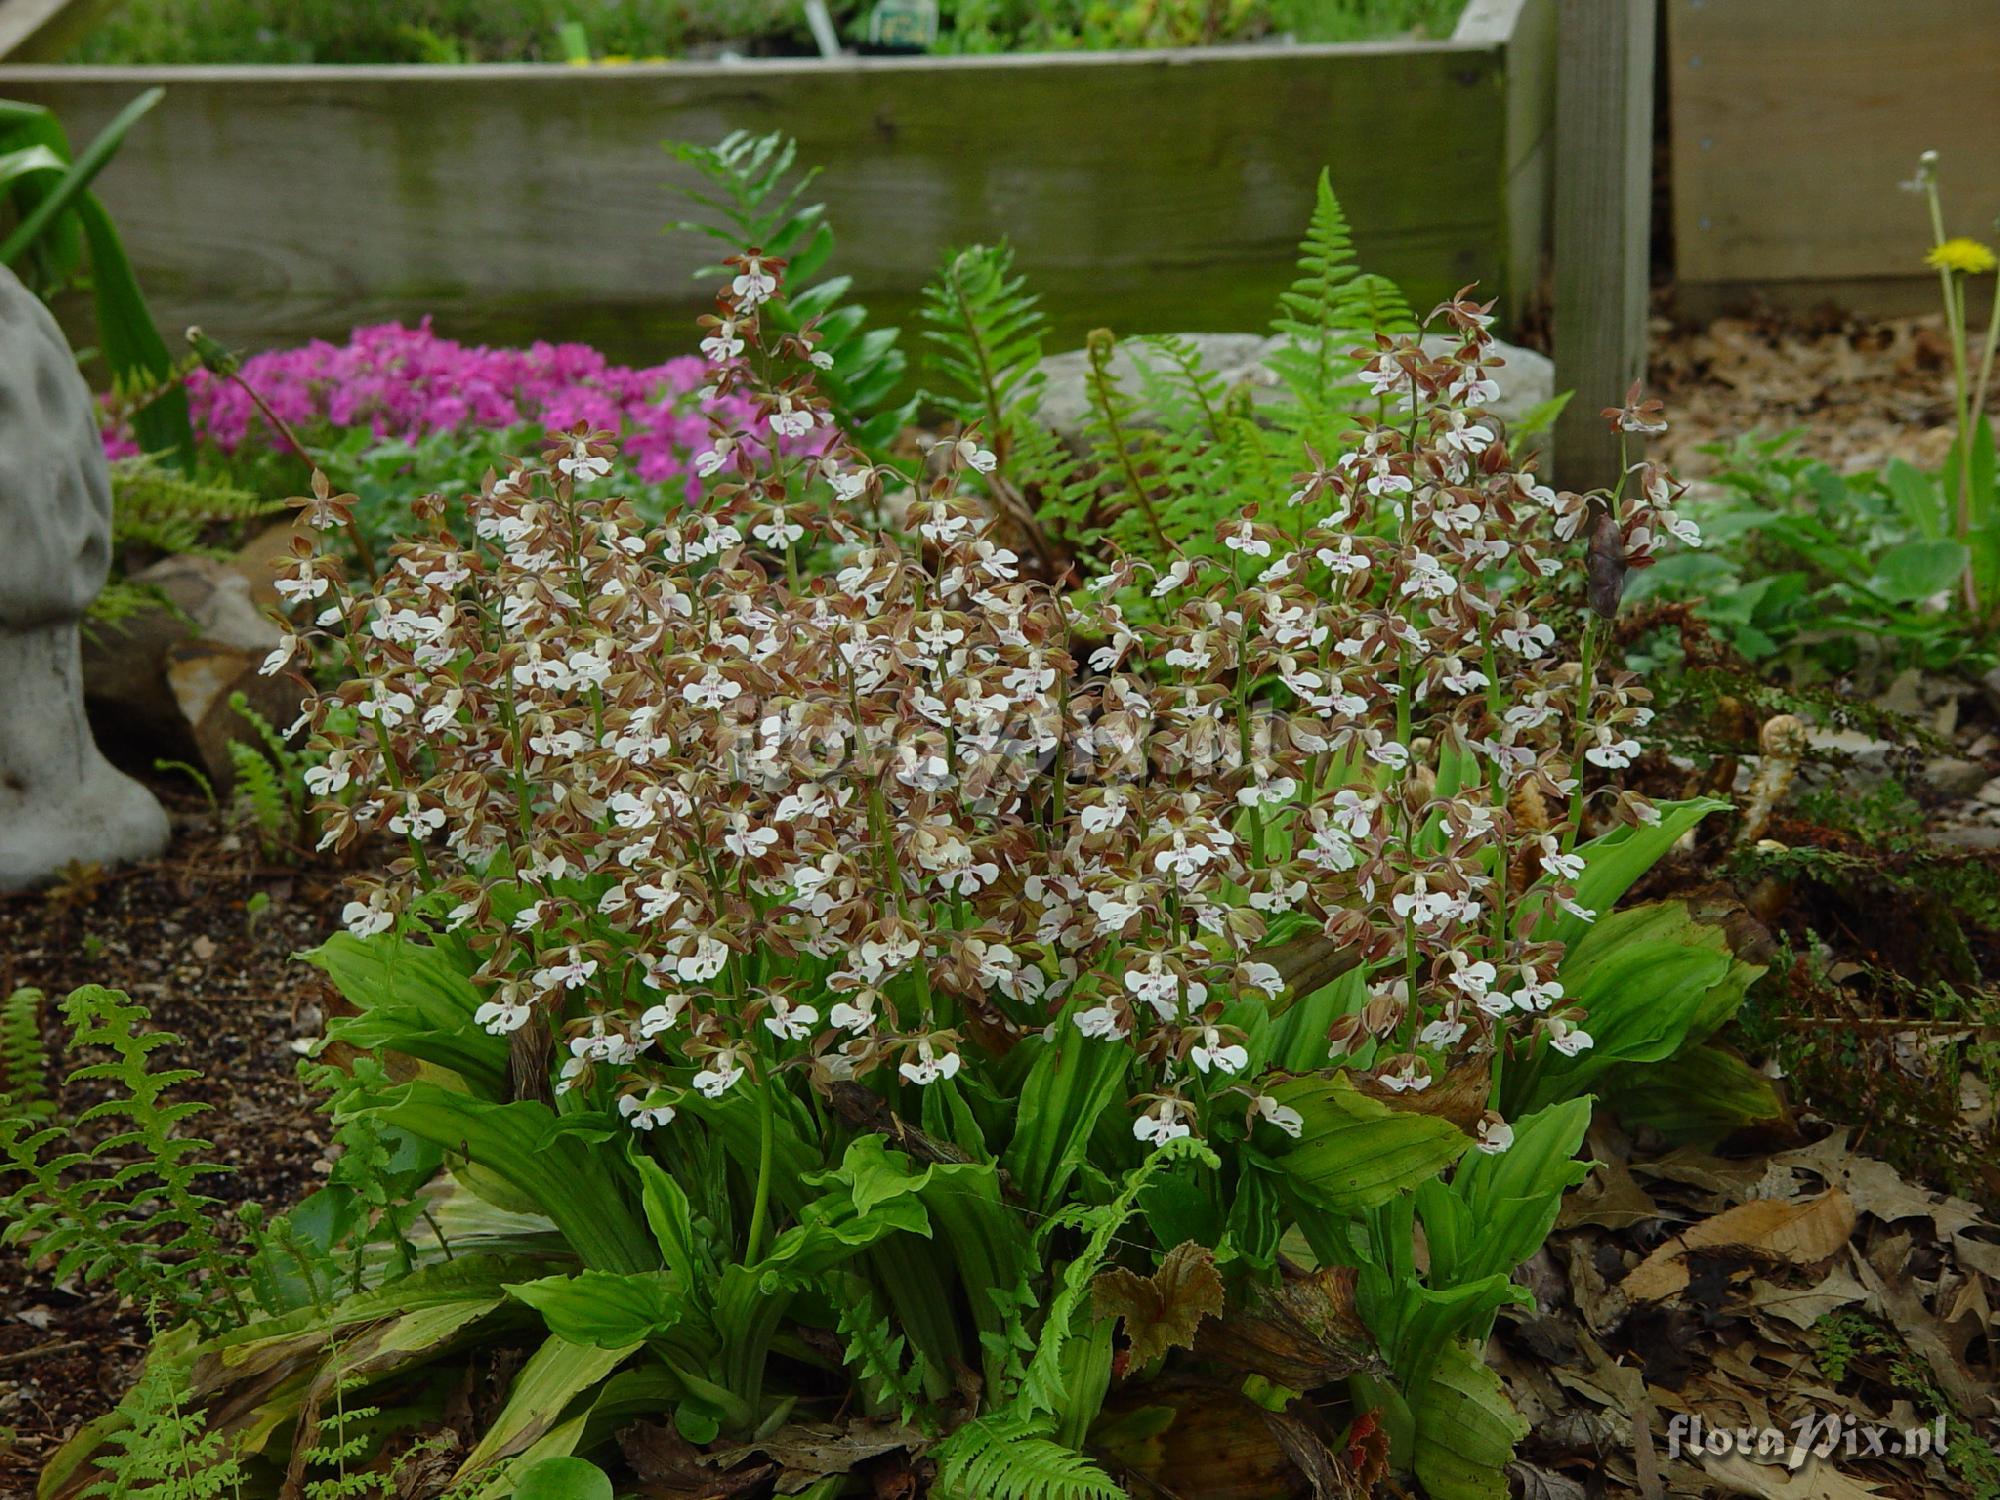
<box><xmin>1927</xmin><ymin>237</ymin><xmax>1998</xmax><ymax>274</ymax></box>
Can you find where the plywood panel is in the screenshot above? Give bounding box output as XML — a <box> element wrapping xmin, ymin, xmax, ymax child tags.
<box><xmin>0</xmin><ymin>45</ymin><xmax>1513</xmax><ymax>365</ymax></box>
<box><xmin>1670</xmin><ymin>0</ymin><xmax>2000</xmax><ymax>294</ymax></box>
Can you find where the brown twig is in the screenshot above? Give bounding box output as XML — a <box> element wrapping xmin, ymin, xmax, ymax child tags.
<box><xmin>0</xmin><ymin>1339</ymin><xmax>89</xmax><ymax>1370</ymax></box>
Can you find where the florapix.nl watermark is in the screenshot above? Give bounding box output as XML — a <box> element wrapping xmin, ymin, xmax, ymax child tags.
<box><xmin>1667</xmin><ymin>1412</ymin><xmax>1949</xmax><ymax>1466</ymax></box>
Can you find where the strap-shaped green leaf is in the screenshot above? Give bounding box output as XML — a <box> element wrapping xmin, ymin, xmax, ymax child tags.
<box><xmin>453</xmin><ymin>1334</ymin><xmax>637</xmax><ymax>1479</ymax></box>
<box><xmin>309</xmin><ymin>934</ymin><xmax>509</xmax><ymax>1098</ymax></box>
<box><xmin>999</xmin><ymin>1018</ymin><xmax>1130</xmax><ymax>1215</ymax></box>
<box><xmin>362</xmin><ymin>1083</ymin><xmax>655</xmax><ymax>1273</ymax></box>
<box><xmin>1537</xmin><ymin>797</ymin><xmax>1729</xmax><ymax>950</ymax></box>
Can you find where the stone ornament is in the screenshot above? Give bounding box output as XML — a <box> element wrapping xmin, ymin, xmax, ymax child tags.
<box><xmin>0</xmin><ymin>265</ymin><xmax>169</xmax><ymax>889</ymax></box>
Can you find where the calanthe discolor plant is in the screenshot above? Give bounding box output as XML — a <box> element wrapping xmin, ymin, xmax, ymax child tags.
<box><xmin>290</xmin><ymin>259</ymin><xmax>1693</xmax><ymax>1151</ymax></box>
<box><xmin>9</xmin><ymin>247</ymin><xmax>1750</xmax><ymax>1500</ymax></box>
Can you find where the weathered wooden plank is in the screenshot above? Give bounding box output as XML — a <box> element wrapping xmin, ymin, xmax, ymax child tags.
<box><xmin>1551</xmin><ymin>0</ymin><xmax>1655</xmax><ymax>490</ymax></box>
<box><xmin>0</xmin><ymin>0</ymin><xmax>107</xmax><ymax>63</ymax></box>
<box><xmin>1670</xmin><ymin>0</ymin><xmax>2000</xmax><ymax>300</ymax></box>
<box><xmin>1675</xmin><ymin>276</ymin><xmax>1991</xmax><ymax>328</ymax></box>
<box><xmin>0</xmin><ymin>45</ymin><xmax>1512</xmax><ymax>364</ymax></box>
<box><xmin>1452</xmin><ymin>0</ymin><xmax>1531</xmax><ymax>45</ymax></box>
<box><xmin>1451</xmin><ymin>0</ymin><xmax>1553</xmax><ymax>326</ymax></box>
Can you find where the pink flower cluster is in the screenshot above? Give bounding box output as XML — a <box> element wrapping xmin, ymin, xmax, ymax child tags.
<box><xmin>107</xmin><ymin>321</ymin><xmax>757</xmax><ymax>494</ymax></box>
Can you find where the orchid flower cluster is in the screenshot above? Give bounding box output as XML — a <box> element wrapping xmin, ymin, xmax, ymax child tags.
<box><xmin>284</xmin><ymin>253</ymin><xmax>1697</xmax><ymax>1160</ymax></box>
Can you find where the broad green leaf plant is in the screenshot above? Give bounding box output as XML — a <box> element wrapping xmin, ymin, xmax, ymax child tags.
<box><xmin>0</xmin><ymin>89</ymin><xmax>194</xmax><ymax>467</ymax></box>
<box><xmin>1626</xmin><ymin>430</ymin><xmax>1996</xmax><ymax>681</ymax></box>
<box><xmin>19</xmin><ymin>251</ymin><xmax>1763</xmax><ymax>1499</ymax></box>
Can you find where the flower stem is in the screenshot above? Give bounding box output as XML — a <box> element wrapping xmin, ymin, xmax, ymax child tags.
<box><xmin>746</xmin><ymin>1071</ymin><xmax>776</xmax><ymax>1263</ymax></box>
<box><xmin>1562</xmin><ymin>615</ymin><xmax>1603</xmax><ymax>855</ymax></box>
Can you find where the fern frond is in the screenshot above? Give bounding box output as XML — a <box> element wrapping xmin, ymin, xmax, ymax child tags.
<box><xmin>1015</xmin><ymin>1135</ymin><xmax>1216</xmax><ymax>1416</ymax></box>
<box><xmin>1125</xmin><ymin>334</ymin><xmax>1229</xmax><ymax>441</ymax></box>
<box><xmin>1075</xmin><ymin>331</ymin><xmax>1176</xmax><ymax>559</ymax></box>
<box><xmin>153</xmin><ymin>759</ymin><xmax>218</xmax><ymax>812</ymax></box>
<box><xmin>920</xmin><ymin>241</ymin><xmax>1049</xmax><ymax>449</ymax></box>
<box><xmin>84</xmin><ymin>1353</ymin><xmax>244</xmax><ymax>1500</ymax></box>
<box><xmin>1012</xmin><ymin>416</ymin><xmax>1096</xmax><ymax>558</ymax></box>
<box><xmin>3</xmin><ymin>988</ymin><xmax>247</xmax><ymax>1333</ymax></box>
<box><xmin>110</xmin><ymin>455</ymin><xmax>279</xmax><ymax>556</ymax></box>
<box><xmin>836</xmin><ymin>1272</ymin><xmax>931</xmax><ymax>1429</ymax></box>
<box><xmin>669</xmin><ymin>130</ymin><xmax>913</xmax><ymax>451</ymax></box>
<box><xmin>1265</xmin><ymin>168</ymin><xmax>1414</xmax><ymax>417</ymax></box>
<box><xmin>228</xmin><ymin>743</ymin><xmax>290</xmax><ymax>853</ymax></box>
<box><xmin>227</xmin><ymin>690</ymin><xmax>305</xmax><ymax>853</ymax></box>
<box><xmin>0</xmin><ymin>987</ymin><xmax>53</xmax><ymax>1122</ymax></box>
<box><xmin>229</xmin><ymin>689</ymin><xmax>300</xmax><ymax>777</ymax></box>
<box><xmin>84</xmin><ymin>577</ymin><xmax>169</xmax><ymax>635</ymax></box>
<box><xmin>932</xmin><ymin>1413</ymin><xmax>1126</xmax><ymax>1500</ymax></box>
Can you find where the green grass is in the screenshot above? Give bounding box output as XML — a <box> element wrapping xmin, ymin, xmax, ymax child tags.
<box><xmin>73</xmin><ymin>0</ymin><xmax>1466</xmax><ymax>65</ymax></box>
<box><xmin>1274</xmin><ymin>0</ymin><xmax>1466</xmax><ymax>43</ymax></box>
<box><xmin>75</xmin><ymin>0</ymin><xmax>812</xmax><ymax>64</ymax></box>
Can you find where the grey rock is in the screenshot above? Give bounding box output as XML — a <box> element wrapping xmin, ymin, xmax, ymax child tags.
<box><xmin>1803</xmin><ymin>729</ymin><xmax>1991</xmax><ymax>800</ymax></box>
<box><xmin>0</xmin><ymin>266</ymin><xmax>169</xmax><ymax>890</ymax></box>
<box><xmin>1035</xmin><ymin>330</ymin><xmax>1554</xmax><ymax>446</ymax></box>
<box><xmin>1803</xmin><ymin>727</ymin><xmax>1897</xmax><ymax>784</ymax></box>
<box><xmin>1035</xmin><ymin>333</ymin><xmax>1267</xmax><ymax>440</ymax></box>
<box><xmin>1922</xmin><ymin>755</ymin><xmax>1991</xmax><ymax>800</ymax></box>
<box><xmin>82</xmin><ymin>554</ymin><xmax>300</xmax><ymax>794</ymax></box>
<box><xmin>1932</xmin><ymin>823</ymin><xmax>2000</xmax><ymax>852</ymax></box>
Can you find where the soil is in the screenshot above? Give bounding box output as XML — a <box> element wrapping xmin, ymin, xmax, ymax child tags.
<box><xmin>0</xmin><ymin>785</ymin><xmax>353</xmax><ymax>1492</ymax></box>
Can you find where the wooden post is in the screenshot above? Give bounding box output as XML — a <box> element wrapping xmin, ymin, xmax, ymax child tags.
<box><xmin>1551</xmin><ymin>0</ymin><xmax>1656</xmax><ymax>491</ymax></box>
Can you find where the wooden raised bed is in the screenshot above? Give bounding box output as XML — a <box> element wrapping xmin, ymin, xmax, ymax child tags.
<box><xmin>1668</xmin><ymin>0</ymin><xmax>2000</xmax><ymax>320</ymax></box>
<box><xmin>0</xmin><ymin>0</ymin><xmax>1552</xmax><ymax>363</ymax></box>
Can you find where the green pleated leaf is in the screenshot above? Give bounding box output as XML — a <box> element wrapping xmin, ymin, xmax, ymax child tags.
<box><xmin>1269</xmin><ymin>1072</ymin><xmax>1468</xmax><ymax>1216</ymax></box>
<box><xmin>1410</xmin><ymin>1339</ymin><xmax>1528</xmax><ymax>1500</ymax></box>
<box><xmin>1538</xmin><ymin>798</ymin><xmax>1729</xmax><ymax>951</ymax></box>
<box><xmin>308</xmin><ymin>933</ymin><xmax>509</xmax><ymax>1098</ymax></box>
<box><xmin>506</xmin><ymin>1269</ymin><xmax>685</xmax><ymax>1348</ymax></box>
<box><xmin>1605</xmin><ymin>1043</ymin><xmax>1786</xmax><ymax>1148</ymax></box>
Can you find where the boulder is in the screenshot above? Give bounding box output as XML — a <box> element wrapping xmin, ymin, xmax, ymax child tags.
<box><xmin>1035</xmin><ymin>330</ymin><xmax>1555</xmax><ymax>448</ymax></box>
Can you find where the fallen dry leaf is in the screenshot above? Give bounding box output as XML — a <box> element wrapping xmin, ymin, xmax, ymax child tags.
<box><xmin>1352</xmin><ymin>1053</ymin><xmax>1490</xmax><ymax>1130</ymax></box>
<box><xmin>1193</xmin><ymin>1263</ymin><xmax>1381</xmax><ymax>1389</ymax></box>
<box><xmin>1748</xmin><ymin>1269</ymin><xmax>1869</xmax><ymax>1330</ymax></box>
<box><xmin>1761</xmin><ymin>1132</ymin><xmax>1982</xmax><ymax>1239</ymax></box>
<box><xmin>1848</xmin><ymin>1242</ymin><xmax>1983</xmax><ymax>1415</ymax></box>
<box><xmin>1700</xmin><ymin>1452</ymin><xmax>1886</xmax><ymax>1500</ymax></box>
<box><xmin>1631</xmin><ymin>1148</ymin><xmax>1769</xmax><ymax>1206</ymax></box>
<box><xmin>1623</xmin><ymin>1191</ymin><xmax>1856</xmax><ymax>1302</ymax></box>
<box><xmin>619</xmin><ymin>1422</ymin><xmax>776</xmax><ymax>1497</ymax></box>
<box><xmin>1559</xmin><ymin>1159</ymin><xmax>1672</xmax><ymax>1232</ymax></box>
<box><xmin>1094</xmin><ymin>1241</ymin><xmax>1225</xmax><ymax>1366</ymax></box>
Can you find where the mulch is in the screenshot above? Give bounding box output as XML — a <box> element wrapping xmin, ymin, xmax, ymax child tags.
<box><xmin>1649</xmin><ymin>303</ymin><xmax>1998</xmax><ymax>478</ymax></box>
<box><xmin>0</xmin><ymin>786</ymin><xmax>352</xmax><ymax>1491</ymax></box>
